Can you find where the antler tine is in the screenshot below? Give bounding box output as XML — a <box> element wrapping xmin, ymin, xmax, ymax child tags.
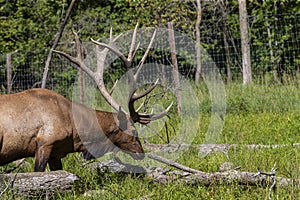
<box><xmin>91</xmin><ymin>29</ymin><xmax>127</xmax><ymax>113</ymax></box>
<box><xmin>129</xmin><ymin>79</ymin><xmax>159</xmax><ymax>102</ymax></box>
<box><xmin>134</xmin><ymin>29</ymin><xmax>157</xmax><ymax>80</ymax></box>
<box><xmin>73</xmin><ymin>30</ymin><xmax>84</xmax><ymax>61</ymax></box>
<box><xmin>54</xmin><ymin>31</ymin><xmax>125</xmax><ymax>113</ymax></box>
<box><xmin>150</xmin><ymin>102</ymin><xmax>173</xmax><ymax>120</ymax></box>
<box><xmin>92</xmin><ymin>28</ymin><xmax>123</xmax><ymax>72</ymax></box>
<box><xmin>128</xmin><ymin>79</ymin><xmax>158</xmax><ymax>123</ymax></box>
<box><xmin>127</xmin><ymin>29</ymin><xmax>172</xmax><ymax>124</ymax></box>
<box><xmin>92</xmin><ymin>25</ymin><xmax>141</xmax><ymax>69</ymax></box>
<box><xmin>128</xmin><ymin>29</ymin><xmax>157</xmax><ymax>100</ymax></box>
<box><xmin>128</xmin><ymin>23</ymin><xmax>139</xmax><ymax>61</ymax></box>
<box><xmin>91</xmin><ymin>38</ymin><xmax>128</xmax><ymax>66</ymax></box>
<box><xmin>129</xmin><ymin>96</ymin><xmax>173</xmax><ymax>124</ymax></box>
<box><xmin>130</xmin><ymin>102</ymin><xmax>173</xmax><ymax>125</ymax></box>
<box><xmin>110</xmin><ymin>27</ymin><xmax>113</xmax><ymax>41</ymax></box>
<box><xmin>53</xmin><ymin>31</ymin><xmax>95</xmax><ymax>80</ymax></box>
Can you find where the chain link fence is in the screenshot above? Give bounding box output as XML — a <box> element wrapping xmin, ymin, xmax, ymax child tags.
<box><xmin>0</xmin><ymin>13</ymin><xmax>299</xmax><ymax>95</ymax></box>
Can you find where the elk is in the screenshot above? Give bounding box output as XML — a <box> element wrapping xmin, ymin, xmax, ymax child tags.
<box><xmin>0</xmin><ymin>25</ymin><xmax>172</xmax><ymax>172</ymax></box>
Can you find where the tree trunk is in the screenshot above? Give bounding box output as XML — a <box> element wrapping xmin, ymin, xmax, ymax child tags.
<box><xmin>238</xmin><ymin>0</ymin><xmax>252</xmax><ymax>85</ymax></box>
<box><xmin>41</xmin><ymin>0</ymin><xmax>76</xmax><ymax>88</ymax></box>
<box><xmin>0</xmin><ymin>171</ymin><xmax>78</xmax><ymax>198</ymax></box>
<box><xmin>195</xmin><ymin>0</ymin><xmax>202</xmax><ymax>84</ymax></box>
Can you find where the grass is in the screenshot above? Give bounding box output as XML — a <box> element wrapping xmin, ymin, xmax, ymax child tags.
<box><xmin>1</xmin><ymin>82</ymin><xmax>300</xmax><ymax>199</ymax></box>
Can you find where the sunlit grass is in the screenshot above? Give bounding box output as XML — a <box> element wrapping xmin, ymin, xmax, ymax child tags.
<box><xmin>1</xmin><ymin>82</ymin><xmax>300</xmax><ymax>199</ymax></box>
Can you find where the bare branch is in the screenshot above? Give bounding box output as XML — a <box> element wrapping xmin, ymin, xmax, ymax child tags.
<box><xmin>147</xmin><ymin>153</ymin><xmax>202</xmax><ymax>174</ymax></box>
<box><xmin>41</xmin><ymin>0</ymin><xmax>76</xmax><ymax>88</ymax></box>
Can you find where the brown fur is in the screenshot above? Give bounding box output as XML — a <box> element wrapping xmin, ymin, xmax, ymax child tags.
<box><xmin>0</xmin><ymin>88</ymin><xmax>144</xmax><ymax>171</ymax></box>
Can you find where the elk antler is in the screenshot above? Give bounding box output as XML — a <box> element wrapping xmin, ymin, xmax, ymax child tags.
<box><xmin>54</xmin><ymin>29</ymin><xmax>124</xmax><ymax>112</ymax></box>
<box><xmin>54</xmin><ymin>24</ymin><xmax>172</xmax><ymax>124</ymax></box>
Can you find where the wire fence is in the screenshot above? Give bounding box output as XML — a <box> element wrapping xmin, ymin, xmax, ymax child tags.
<box><xmin>0</xmin><ymin>13</ymin><xmax>299</xmax><ymax>95</ymax></box>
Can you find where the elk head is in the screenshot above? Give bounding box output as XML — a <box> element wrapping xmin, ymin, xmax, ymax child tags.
<box><xmin>54</xmin><ymin>24</ymin><xmax>172</xmax><ymax>160</ymax></box>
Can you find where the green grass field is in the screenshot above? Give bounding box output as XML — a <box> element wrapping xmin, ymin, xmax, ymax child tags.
<box><xmin>1</xmin><ymin>82</ymin><xmax>300</xmax><ymax>199</ymax></box>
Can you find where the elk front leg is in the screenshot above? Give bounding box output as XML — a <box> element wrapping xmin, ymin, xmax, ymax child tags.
<box><xmin>48</xmin><ymin>157</ymin><xmax>62</xmax><ymax>171</ymax></box>
<box><xmin>34</xmin><ymin>144</ymin><xmax>53</xmax><ymax>172</ymax></box>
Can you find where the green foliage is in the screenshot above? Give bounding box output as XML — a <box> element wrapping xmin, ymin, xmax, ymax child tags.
<box><xmin>0</xmin><ymin>0</ymin><xmax>67</xmax><ymax>53</ymax></box>
<box><xmin>1</xmin><ymin>0</ymin><xmax>299</xmax><ymax>86</ymax></box>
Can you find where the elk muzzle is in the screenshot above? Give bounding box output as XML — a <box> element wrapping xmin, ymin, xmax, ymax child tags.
<box><xmin>129</xmin><ymin>150</ymin><xmax>145</xmax><ymax>160</ymax></box>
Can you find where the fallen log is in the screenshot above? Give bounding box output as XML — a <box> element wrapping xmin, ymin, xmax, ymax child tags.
<box><xmin>86</xmin><ymin>156</ymin><xmax>300</xmax><ymax>190</ymax></box>
<box><xmin>0</xmin><ymin>170</ymin><xmax>78</xmax><ymax>198</ymax></box>
<box><xmin>146</xmin><ymin>154</ymin><xmax>300</xmax><ymax>189</ymax></box>
<box><xmin>147</xmin><ymin>167</ymin><xmax>294</xmax><ymax>188</ymax></box>
<box><xmin>144</xmin><ymin>143</ymin><xmax>300</xmax><ymax>157</ymax></box>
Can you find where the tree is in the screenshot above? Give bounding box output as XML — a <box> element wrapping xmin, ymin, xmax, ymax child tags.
<box><xmin>41</xmin><ymin>0</ymin><xmax>76</xmax><ymax>88</ymax></box>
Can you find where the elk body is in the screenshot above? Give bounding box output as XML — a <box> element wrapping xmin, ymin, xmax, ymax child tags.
<box><xmin>0</xmin><ymin>25</ymin><xmax>171</xmax><ymax>172</ymax></box>
<box><xmin>0</xmin><ymin>88</ymin><xmax>144</xmax><ymax>171</ymax></box>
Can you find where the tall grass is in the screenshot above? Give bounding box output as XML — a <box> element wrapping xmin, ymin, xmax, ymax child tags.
<box><xmin>1</xmin><ymin>82</ymin><xmax>300</xmax><ymax>199</ymax></box>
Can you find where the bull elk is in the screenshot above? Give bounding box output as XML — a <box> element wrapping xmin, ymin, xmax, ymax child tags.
<box><xmin>0</xmin><ymin>25</ymin><xmax>172</xmax><ymax>172</ymax></box>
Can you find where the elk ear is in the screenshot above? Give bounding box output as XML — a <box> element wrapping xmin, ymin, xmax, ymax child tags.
<box><xmin>117</xmin><ymin>106</ymin><xmax>128</xmax><ymax>131</ymax></box>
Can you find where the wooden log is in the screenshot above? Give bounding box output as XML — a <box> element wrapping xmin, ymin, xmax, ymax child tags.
<box><xmin>87</xmin><ymin>157</ymin><xmax>300</xmax><ymax>189</ymax></box>
<box><xmin>0</xmin><ymin>170</ymin><xmax>78</xmax><ymax>198</ymax></box>
<box><xmin>144</xmin><ymin>143</ymin><xmax>300</xmax><ymax>157</ymax></box>
<box><xmin>149</xmin><ymin>167</ymin><xmax>300</xmax><ymax>189</ymax></box>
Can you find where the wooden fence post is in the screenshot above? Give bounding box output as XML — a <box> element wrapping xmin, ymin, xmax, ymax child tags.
<box><xmin>168</xmin><ymin>22</ymin><xmax>182</xmax><ymax>113</ymax></box>
<box><xmin>195</xmin><ymin>0</ymin><xmax>202</xmax><ymax>85</ymax></box>
<box><xmin>238</xmin><ymin>0</ymin><xmax>252</xmax><ymax>85</ymax></box>
<box><xmin>6</xmin><ymin>53</ymin><xmax>12</xmax><ymax>94</ymax></box>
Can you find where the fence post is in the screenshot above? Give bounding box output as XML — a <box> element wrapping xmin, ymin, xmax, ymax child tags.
<box><xmin>5</xmin><ymin>50</ymin><xmax>18</xmax><ymax>93</ymax></box>
<box><xmin>6</xmin><ymin>53</ymin><xmax>12</xmax><ymax>94</ymax></box>
<box><xmin>168</xmin><ymin>22</ymin><xmax>181</xmax><ymax>113</ymax></box>
<box><xmin>238</xmin><ymin>0</ymin><xmax>252</xmax><ymax>85</ymax></box>
<box><xmin>195</xmin><ymin>0</ymin><xmax>202</xmax><ymax>85</ymax></box>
